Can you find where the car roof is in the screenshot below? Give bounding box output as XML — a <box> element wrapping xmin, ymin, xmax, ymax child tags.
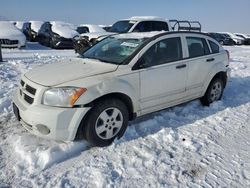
<box><xmin>123</xmin><ymin>16</ymin><xmax>167</xmax><ymax>22</ymax></box>
<box><xmin>112</xmin><ymin>31</ymin><xmax>213</xmax><ymax>40</ymax></box>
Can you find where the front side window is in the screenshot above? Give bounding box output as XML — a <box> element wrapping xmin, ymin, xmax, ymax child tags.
<box><xmin>140</xmin><ymin>37</ymin><xmax>182</xmax><ymax>67</ymax></box>
<box><xmin>109</xmin><ymin>21</ymin><xmax>135</xmax><ymax>33</ymax></box>
<box><xmin>186</xmin><ymin>37</ymin><xmax>210</xmax><ymax>58</ymax></box>
<box><xmin>83</xmin><ymin>37</ymin><xmax>147</xmax><ymax>64</ymax></box>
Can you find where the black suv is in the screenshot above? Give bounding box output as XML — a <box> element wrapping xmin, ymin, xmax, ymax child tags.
<box><xmin>37</xmin><ymin>22</ymin><xmax>78</xmax><ymax>49</ymax></box>
<box><xmin>208</xmin><ymin>32</ymin><xmax>234</xmax><ymax>46</ymax></box>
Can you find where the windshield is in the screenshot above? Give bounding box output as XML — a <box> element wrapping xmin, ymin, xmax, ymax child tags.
<box><xmin>83</xmin><ymin>37</ymin><xmax>146</xmax><ymax>65</ymax></box>
<box><xmin>109</xmin><ymin>21</ymin><xmax>135</xmax><ymax>33</ymax></box>
<box><xmin>222</xmin><ymin>34</ymin><xmax>230</xmax><ymax>38</ymax></box>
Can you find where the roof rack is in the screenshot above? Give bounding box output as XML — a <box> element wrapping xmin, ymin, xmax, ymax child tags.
<box><xmin>169</xmin><ymin>20</ymin><xmax>202</xmax><ymax>32</ymax></box>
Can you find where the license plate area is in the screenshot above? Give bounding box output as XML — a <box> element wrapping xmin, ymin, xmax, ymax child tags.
<box><xmin>13</xmin><ymin>103</ymin><xmax>21</xmax><ymax>121</ymax></box>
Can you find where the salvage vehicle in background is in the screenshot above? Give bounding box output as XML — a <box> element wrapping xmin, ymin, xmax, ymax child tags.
<box><xmin>0</xmin><ymin>21</ymin><xmax>26</xmax><ymax>48</ymax></box>
<box><xmin>15</xmin><ymin>21</ymin><xmax>33</xmax><ymax>41</ymax></box>
<box><xmin>76</xmin><ymin>24</ymin><xmax>106</xmax><ymax>34</ymax></box>
<box><xmin>74</xmin><ymin>25</ymin><xmax>107</xmax><ymax>54</ymax></box>
<box><xmin>29</xmin><ymin>21</ymin><xmax>44</xmax><ymax>42</ymax></box>
<box><xmin>37</xmin><ymin>21</ymin><xmax>79</xmax><ymax>49</ymax></box>
<box><xmin>84</xmin><ymin>16</ymin><xmax>171</xmax><ymax>42</ymax></box>
<box><xmin>234</xmin><ymin>33</ymin><xmax>250</xmax><ymax>45</ymax></box>
<box><xmin>219</xmin><ymin>32</ymin><xmax>244</xmax><ymax>45</ymax></box>
<box><xmin>208</xmin><ymin>32</ymin><xmax>234</xmax><ymax>45</ymax></box>
<box><xmin>13</xmin><ymin>31</ymin><xmax>230</xmax><ymax>147</ymax></box>
<box><xmin>74</xmin><ymin>16</ymin><xmax>202</xmax><ymax>54</ymax></box>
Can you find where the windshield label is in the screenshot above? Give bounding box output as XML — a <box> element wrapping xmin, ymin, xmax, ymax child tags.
<box><xmin>129</xmin><ymin>21</ymin><xmax>137</xmax><ymax>24</ymax></box>
<box><xmin>121</xmin><ymin>42</ymin><xmax>139</xmax><ymax>48</ymax></box>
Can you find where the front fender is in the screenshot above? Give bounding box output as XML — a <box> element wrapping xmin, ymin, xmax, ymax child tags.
<box><xmin>73</xmin><ymin>73</ymin><xmax>140</xmax><ymax>113</ymax></box>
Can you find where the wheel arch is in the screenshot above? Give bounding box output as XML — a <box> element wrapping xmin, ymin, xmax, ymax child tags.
<box><xmin>84</xmin><ymin>92</ymin><xmax>136</xmax><ymax>121</ymax></box>
<box><xmin>203</xmin><ymin>71</ymin><xmax>228</xmax><ymax>96</ymax></box>
<box><xmin>74</xmin><ymin>92</ymin><xmax>135</xmax><ymax>141</ymax></box>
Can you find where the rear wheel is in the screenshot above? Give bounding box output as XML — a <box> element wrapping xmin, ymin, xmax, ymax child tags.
<box><xmin>219</xmin><ymin>40</ymin><xmax>224</xmax><ymax>45</ymax></box>
<box><xmin>200</xmin><ymin>78</ymin><xmax>224</xmax><ymax>106</ymax></box>
<box><xmin>82</xmin><ymin>98</ymin><xmax>129</xmax><ymax>147</ymax></box>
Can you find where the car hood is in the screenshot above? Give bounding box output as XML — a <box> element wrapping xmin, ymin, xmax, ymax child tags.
<box><xmin>0</xmin><ymin>27</ymin><xmax>25</xmax><ymax>41</ymax></box>
<box><xmin>25</xmin><ymin>58</ymin><xmax>118</xmax><ymax>86</ymax></box>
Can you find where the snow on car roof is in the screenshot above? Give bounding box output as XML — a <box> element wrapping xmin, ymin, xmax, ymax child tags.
<box><xmin>78</xmin><ymin>24</ymin><xmax>106</xmax><ymax>33</ymax></box>
<box><xmin>0</xmin><ymin>21</ymin><xmax>25</xmax><ymax>40</ymax></box>
<box><xmin>114</xmin><ymin>31</ymin><xmax>165</xmax><ymax>39</ymax></box>
<box><xmin>128</xmin><ymin>16</ymin><xmax>166</xmax><ymax>22</ymax></box>
<box><xmin>0</xmin><ymin>21</ymin><xmax>20</xmax><ymax>30</ymax></box>
<box><xmin>15</xmin><ymin>21</ymin><xmax>25</xmax><ymax>30</ymax></box>
<box><xmin>50</xmin><ymin>21</ymin><xmax>79</xmax><ymax>39</ymax></box>
<box><xmin>30</xmin><ymin>21</ymin><xmax>44</xmax><ymax>32</ymax></box>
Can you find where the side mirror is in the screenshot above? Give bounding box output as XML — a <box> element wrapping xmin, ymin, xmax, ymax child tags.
<box><xmin>132</xmin><ymin>58</ymin><xmax>148</xmax><ymax>70</ymax></box>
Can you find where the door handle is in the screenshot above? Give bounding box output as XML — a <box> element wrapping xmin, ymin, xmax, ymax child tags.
<box><xmin>206</xmin><ymin>58</ymin><xmax>215</xmax><ymax>62</ymax></box>
<box><xmin>176</xmin><ymin>64</ymin><xmax>187</xmax><ymax>69</ymax></box>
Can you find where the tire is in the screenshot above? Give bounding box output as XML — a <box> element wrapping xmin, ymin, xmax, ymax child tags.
<box><xmin>81</xmin><ymin>98</ymin><xmax>129</xmax><ymax>147</ymax></box>
<box><xmin>200</xmin><ymin>78</ymin><xmax>224</xmax><ymax>106</ymax></box>
<box><xmin>219</xmin><ymin>41</ymin><xmax>224</xmax><ymax>45</ymax></box>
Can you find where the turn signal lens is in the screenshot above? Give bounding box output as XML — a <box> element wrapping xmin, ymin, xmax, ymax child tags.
<box><xmin>69</xmin><ymin>88</ymin><xmax>87</xmax><ymax>106</ymax></box>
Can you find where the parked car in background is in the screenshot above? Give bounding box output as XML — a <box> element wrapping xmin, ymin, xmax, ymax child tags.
<box><xmin>37</xmin><ymin>21</ymin><xmax>79</xmax><ymax>49</ymax></box>
<box><xmin>74</xmin><ymin>25</ymin><xmax>107</xmax><ymax>54</ymax></box>
<box><xmin>15</xmin><ymin>21</ymin><xmax>33</xmax><ymax>41</ymax></box>
<box><xmin>99</xmin><ymin>25</ymin><xmax>112</xmax><ymax>32</ymax></box>
<box><xmin>29</xmin><ymin>21</ymin><xmax>44</xmax><ymax>42</ymax></box>
<box><xmin>219</xmin><ymin>32</ymin><xmax>244</xmax><ymax>45</ymax></box>
<box><xmin>82</xmin><ymin>16</ymin><xmax>170</xmax><ymax>42</ymax></box>
<box><xmin>0</xmin><ymin>21</ymin><xmax>26</xmax><ymax>48</ymax></box>
<box><xmin>13</xmin><ymin>31</ymin><xmax>230</xmax><ymax>146</ymax></box>
<box><xmin>74</xmin><ymin>16</ymin><xmax>173</xmax><ymax>54</ymax></box>
<box><xmin>15</xmin><ymin>21</ymin><xmax>25</xmax><ymax>30</ymax></box>
<box><xmin>234</xmin><ymin>33</ymin><xmax>250</xmax><ymax>45</ymax></box>
<box><xmin>76</xmin><ymin>24</ymin><xmax>106</xmax><ymax>34</ymax></box>
<box><xmin>208</xmin><ymin>32</ymin><xmax>234</xmax><ymax>45</ymax></box>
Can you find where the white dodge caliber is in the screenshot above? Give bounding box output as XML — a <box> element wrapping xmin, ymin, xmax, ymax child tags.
<box><xmin>13</xmin><ymin>31</ymin><xmax>230</xmax><ymax>146</ymax></box>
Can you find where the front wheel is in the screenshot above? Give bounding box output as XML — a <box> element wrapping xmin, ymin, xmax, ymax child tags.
<box><xmin>83</xmin><ymin>98</ymin><xmax>129</xmax><ymax>147</ymax></box>
<box><xmin>200</xmin><ymin>78</ymin><xmax>224</xmax><ymax>106</ymax></box>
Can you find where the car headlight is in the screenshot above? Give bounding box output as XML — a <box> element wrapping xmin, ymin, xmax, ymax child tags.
<box><xmin>42</xmin><ymin>87</ymin><xmax>87</xmax><ymax>107</ymax></box>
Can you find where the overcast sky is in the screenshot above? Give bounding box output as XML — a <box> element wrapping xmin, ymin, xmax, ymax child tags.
<box><xmin>1</xmin><ymin>0</ymin><xmax>250</xmax><ymax>33</ymax></box>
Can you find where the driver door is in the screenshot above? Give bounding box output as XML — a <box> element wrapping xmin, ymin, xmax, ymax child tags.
<box><xmin>137</xmin><ymin>35</ymin><xmax>188</xmax><ymax>114</ymax></box>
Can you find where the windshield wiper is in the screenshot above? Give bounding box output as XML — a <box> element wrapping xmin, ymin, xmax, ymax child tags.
<box><xmin>84</xmin><ymin>56</ymin><xmax>118</xmax><ymax>65</ymax></box>
<box><xmin>97</xmin><ymin>58</ymin><xmax>118</xmax><ymax>65</ymax></box>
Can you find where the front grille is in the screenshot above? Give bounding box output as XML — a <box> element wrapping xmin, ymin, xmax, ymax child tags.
<box><xmin>26</xmin><ymin>84</ymin><xmax>36</xmax><ymax>95</ymax></box>
<box><xmin>24</xmin><ymin>94</ymin><xmax>34</xmax><ymax>104</ymax></box>
<box><xmin>0</xmin><ymin>39</ymin><xmax>18</xmax><ymax>45</ymax></box>
<box><xmin>20</xmin><ymin>80</ymin><xmax>37</xmax><ymax>105</ymax></box>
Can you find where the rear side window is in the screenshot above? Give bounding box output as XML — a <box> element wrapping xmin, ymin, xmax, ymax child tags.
<box><xmin>186</xmin><ymin>37</ymin><xmax>210</xmax><ymax>58</ymax></box>
<box><xmin>141</xmin><ymin>37</ymin><xmax>182</xmax><ymax>67</ymax></box>
<box><xmin>208</xmin><ymin>40</ymin><xmax>220</xmax><ymax>53</ymax></box>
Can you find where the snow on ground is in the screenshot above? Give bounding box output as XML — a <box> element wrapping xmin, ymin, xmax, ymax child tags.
<box><xmin>1</xmin><ymin>43</ymin><xmax>250</xmax><ymax>187</ymax></box>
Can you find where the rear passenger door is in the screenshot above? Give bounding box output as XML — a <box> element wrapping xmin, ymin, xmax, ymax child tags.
<box><xmin>135</xmin><ymin>35</ymin><xmax>187</xmax><ymax>114</ymax></box>
<box><xmin>184</xmin><ymin>35</ymin><xmax>216</xmax><ymax>96</ymax></box>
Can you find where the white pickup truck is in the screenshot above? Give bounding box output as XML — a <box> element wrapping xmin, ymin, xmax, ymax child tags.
<box><xmin>73</xmin><ymin>16</ymin><xmax>201</xmax><ymax>54</ymax></box>
<box><xmin>13</xmin><ymin>31</ymin><xmax>230</xmax><ymax>147</ymax></box>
